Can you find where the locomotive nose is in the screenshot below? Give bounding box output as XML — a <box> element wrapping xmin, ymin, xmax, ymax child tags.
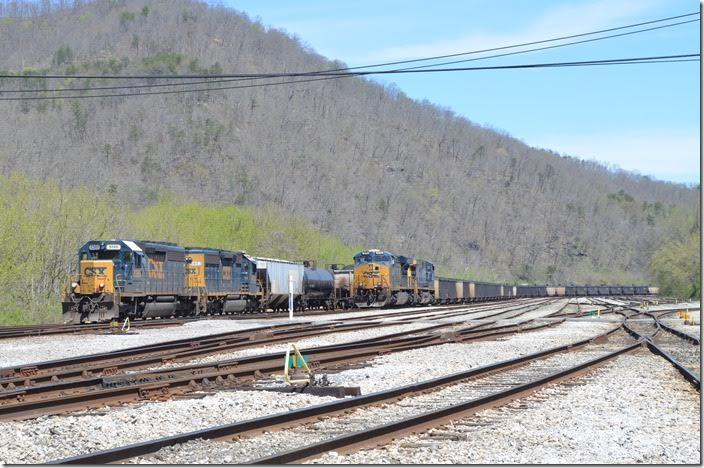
<box><xmin>79</xmin><ymin>260</ymin><xmax>114</xmax><ymax>294</ymax></box>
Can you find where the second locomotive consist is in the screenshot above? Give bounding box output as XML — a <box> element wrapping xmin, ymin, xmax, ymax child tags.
<box><xmin>353</xmin><ymin>249</ymin><xmax>435</xmax><ymax>307</ymax></box>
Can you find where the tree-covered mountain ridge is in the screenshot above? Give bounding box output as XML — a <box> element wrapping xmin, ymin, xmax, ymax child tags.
<box><xmin>0</xmin><ymin>0</ymin><xmax>699</xmax><ymax>290</ymax></box>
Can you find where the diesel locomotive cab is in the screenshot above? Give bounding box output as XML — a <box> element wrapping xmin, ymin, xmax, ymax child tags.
<box><xmin>353</xmin><ymin>250</ymin><xmax>435</xmax><ymax>308</ymax></box>
<box><xmin>63</xmin><ymin>240</ymin><xmax>188</xmax><ymax>323</ymax></box>
<box><xmin>353</xmin><ymin>250</ymin><xmax>393</xmax><ymax>307</ymax></box>
<box><xmin>62</xmin><ymin>240</ymin><xmax>146</xmax><ymax>323</ymax></box>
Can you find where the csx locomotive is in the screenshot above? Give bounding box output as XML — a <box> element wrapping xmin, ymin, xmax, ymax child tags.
<box><xmin>62</xmin><ymin>239</ymin><xmax>353</xmax><ymax>323</ymax></box>
<box><xmin>62</xmin><ymin>240</ymin><xmax>656</xmax><ymax>323</ymax></box>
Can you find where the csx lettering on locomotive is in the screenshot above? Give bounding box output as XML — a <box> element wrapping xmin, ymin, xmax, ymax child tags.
<box><xmin>83</xmin><ymin>267</ymin><xmax>107</xmax><ymax>276</ymax></box>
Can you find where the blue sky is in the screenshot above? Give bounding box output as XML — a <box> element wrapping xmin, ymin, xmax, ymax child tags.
<box><xmin>222</xmin><ymin>0</ymin><xmax>699</xmax><ymax>185</ymax></box>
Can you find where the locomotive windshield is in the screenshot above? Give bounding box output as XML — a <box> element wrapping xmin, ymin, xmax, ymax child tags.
<box><xmin>354</xmin><ymin>252</ymin><xmax>392</xmax><ymax>265</ymax></box>
<box><xmin>82</xmin><ymin>250</ymin><xmax>120</xmax><ymax>261</ymax></box>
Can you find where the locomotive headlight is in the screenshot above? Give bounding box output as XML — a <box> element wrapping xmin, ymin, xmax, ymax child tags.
<box><xmin>71</xmin><ymin>282</ymin><xmax>78</xmax><ymax>290</ymax></box>
<box><xmin>98</xmin><ymin>282</ymin><xmax>105</xmax><ymax>290</ymax></box>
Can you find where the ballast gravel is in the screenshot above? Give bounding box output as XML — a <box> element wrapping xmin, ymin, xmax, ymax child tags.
<box><xmin>0</xmin><ymin>302</ymin><xmax>526</xmax><ymax>368</ymax></box>
<box><xmin>0</xmin><ymin>390</ymin><xmax>339</xmax><ymax>464</ymax></box>
<box><xmin>142</xmin><ymin>321</ymin><xmax>448</xmax><ymax>371</ymax></box>
<box><xmin>0</xmin><ymin>319</ymin><xmax>277</xmax><ymax>368</ymax></box>
<box><xmin>660</xmin><ymin>317</ymin><xmax>700</xmax><ymax>339</ymax></box>
<box><xmin>322</xmin><ymin>320</ymin><xmax>615</xmax><ymax>394</ymax></box>
<box><xmin>130</xmin><ymin>343</ymin><xmax>620</xmax><ymax>464</ymax></box>
<box><xmin>312</xmin><ymin>350</ymin><xmax>700</xmax><ymax>464</ymax></box>
<box><xmin>133</xmin><ymin>302</ymin><xmax>558</xmax><ymax>372</ymax></box>
<box><xmin>0</xmin><ymin>319</ymin><xmax>611</xmax><ymax>463</ymax></box>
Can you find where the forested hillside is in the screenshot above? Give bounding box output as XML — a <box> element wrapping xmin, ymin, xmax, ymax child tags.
<box><xmin>0</xmin><ymin>0</ymin><xmax>699</xmax><ymax>302</ymax></box>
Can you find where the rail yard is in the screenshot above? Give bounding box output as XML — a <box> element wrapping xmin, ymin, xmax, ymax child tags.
<box><xmin>0</xmin><ymin>296</ymin><xmax>699</xmax><ymax>464</ymax></box>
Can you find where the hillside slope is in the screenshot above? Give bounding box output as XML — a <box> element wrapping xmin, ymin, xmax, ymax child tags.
<box><xmin>0</xmin><ymin>0</ymin><xmax>699</xmax><ymax>285</ymax></box>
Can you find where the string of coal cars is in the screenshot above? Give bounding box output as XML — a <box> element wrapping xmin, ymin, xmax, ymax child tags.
<box><xmin>62</xmin><ymin>240</ymin><xmax>656</xmax><ymax>323</ymax></box>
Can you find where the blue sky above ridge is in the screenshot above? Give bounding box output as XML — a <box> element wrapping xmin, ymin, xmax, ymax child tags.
<box><xmin>223</xmin><ymin>0</ymin><xmax>700</xmax><ymax>185</ymax></box>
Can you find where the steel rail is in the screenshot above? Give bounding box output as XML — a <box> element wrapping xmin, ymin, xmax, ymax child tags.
<box><xmin>621</xmin><ymin>320</ymin><xmax>700</xmax><ymax>390</ymax></box>
<box><xmin>50</xmin><ymin>324</ymin><xmax>624</xmax><ymax>464</ymax></box>
<box><xmin>646</xmin><ymin>311</ymin><xmax>700</xmax><ymax>345</ymax></box>
<box><xmin>250</xmin><ymin>341</ymin><xmax>641</xmax><ymax>464</ymax></box>
<box><xmin>0</xmin><ymin>298</ymin><xmax>529</xmax><ymax>339</ymax></box>
<box><xmin>0</xmin><ymin>319</ymin><xmax>564</xmax><ymax>420</ymax></box>
<box><xmin>0</xmin><ymin>320</ymin><xmax>335</xmax><ymax>384</ymax></box>
<box><xmin>0</xmin><ymin>299</ymin><xmax>549</xmax><ymax>389</ymax></box>
<box><xmin>0</xmin><ymin>318</ymin><xmax>189</xmax><ymax>339</ymax></box>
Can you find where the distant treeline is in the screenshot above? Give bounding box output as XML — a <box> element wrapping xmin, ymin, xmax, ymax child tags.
<box><xmin>0</xmin><ymin>173</ymin><xmax>361</xmax><ymax>325</ymax></box>
<box><xmin>0</xmin><ymin>173</ymin><xmax>698</xmax><ymax>325</ymax></box>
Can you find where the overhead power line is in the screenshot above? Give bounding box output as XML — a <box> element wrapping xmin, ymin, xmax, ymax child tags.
<box><xmin>0</xmin><ymin>54</ymin><xmax>696</xmax><ymax>101</ymax></box>
<box><xmin>330</xmin><ymin>11</ymin><xmax>701</xmax><ymax>72</ymax></box>
<box><xmin>1</xmin><ymin>17</ymin><xmax>697</xmax><ymax>95</ymax></box>
<box><xmin>0</xmin><ymin>10</ymin><xmax>698</xmax><ymax>81</ymax></box>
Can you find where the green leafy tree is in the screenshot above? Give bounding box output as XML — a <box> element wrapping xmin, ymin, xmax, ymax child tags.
<box><xmin>650</xmin><ymin>209</ymin><xmax>701</xmax><ymax>298</ymax></box>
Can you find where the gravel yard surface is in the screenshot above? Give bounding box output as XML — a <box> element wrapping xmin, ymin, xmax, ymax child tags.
<box><xmin>0</xmin><ymin>302</ymin><xmax>518</xmax><ymax>368</ymax></box>
<box><xmin>130</xmin><ymin>302</ymin><xmax>559</xmax><ymax>373</ymax></box>
<box><xmin>142</xmin><ymin>321</ymin><xmax>446</xmax><ymax>371</ymax></box>
<box><xmin>0</xmin><ymin>319</ymin><xmax>277</xmax><ymax>368</ymax></box>
<box><xmin>660</xmin><ymin>317</ymin><xmax>700</xmax><ymax>339</ymax></box>
<box><xmin>0</xmin><ymin>390</ymin><xmax>338</xmax><ymax>464</ymax></box>
<box><xmin>312</xmin><ymin>350</ymin><xmax>700</xmax><ymax>464</ymax></box>
<box><xmin>648</xmin><ymin>302</ymin><xmax>700</xmax><ymax>312</ymax></box>
<box><xmin>0</xmin><ymin>317</ymin><xmax>613</xmax><ymax>464</ymax></box>
<box><xmin>321</xmin><ymin>320</ymin><xmax>616</xmax><ymax>394</ymax></box>
<box><xmin>131</xmin><ymin>341</ymin><xmax>621</xmax><ymax>464</ymax></box>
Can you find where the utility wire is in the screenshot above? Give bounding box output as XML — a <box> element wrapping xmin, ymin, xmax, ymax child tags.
<box><xmin>393</xmin><ymin>18</ymin><xmax>699</xmax><ymax>71</ymax></box>
<box><xmin>324</xmin><ymin>11</ymin><xmax>701</xmax><ymax>72</ymax></box>
<box><xmin>2</xmin><ymin>17</ymin><xmax>697</xmax><ymax>94</ymax></box>
<box><xmin>0</xmin><ymin>10</ymin><xmax>698</xmax><ymax>81</ymax></box>
<box><xmin>0</xmin><ymin>55</ymin><xmax>696</xmax><ymax>101</ymax></box>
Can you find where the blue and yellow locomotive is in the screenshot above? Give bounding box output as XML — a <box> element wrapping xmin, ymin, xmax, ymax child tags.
<box><xmin>62</xmin><ymin>240</ymin><xmax>259</xmax><ymax>323</ymax></box>
<box><xmin>352</xmin><ymin>249</ymin><xmax>435</xmax><ymax>307</ymax></box>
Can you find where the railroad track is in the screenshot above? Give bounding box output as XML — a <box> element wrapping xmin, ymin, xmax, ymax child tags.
<box><xmin>0</xmin><ymin>298</ymin><xmax>529</xmax><ymax>340</ymax></box>
<box><xmin>0</xmin><ymin>299</ymin><xmax>550</xmax><ymax>389</ymax></box>
<box><xmin>50</xmin><ymin>325</ymin><xmax>635</xmax><ymax>464</ymax></box>
<box><xmin>622</xmin><ymin>311</ymin><xmax>700</xmax><ymax>388</ymax></box>
<box><xmin>0</xmin><ymin>318</ymin><xmax>190</xmax><ymax>340</ymax></box>
<box><xmin>0</xmin><ymin>301</ymin><xmax>561</xmax><ymax>421</ymax></box>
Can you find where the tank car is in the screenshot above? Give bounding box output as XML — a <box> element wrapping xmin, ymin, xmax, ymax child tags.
<box><xmin>353</xmin><ymin>250</ymin><xmax>435</xmax><ymax>307</ymax></box>
<box><xmin>301</xmin><ymin>263</ymin><xmax>335</xmax><ymax>309</ymax></box>
<box><xmin>330</xmin><ymin>264</ymin><xmax>355</xmax><ymax>309</ymax></box>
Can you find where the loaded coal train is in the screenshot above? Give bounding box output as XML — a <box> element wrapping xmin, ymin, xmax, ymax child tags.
<box><xmin>350</xmin><ymin>249</ymin><xmax>657</xmax><ymax>307</ymax></box>
<box><xmin>62</xmin><ymin>241</ymin><xmax>656</xmax><ymax>323</ymax></box>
